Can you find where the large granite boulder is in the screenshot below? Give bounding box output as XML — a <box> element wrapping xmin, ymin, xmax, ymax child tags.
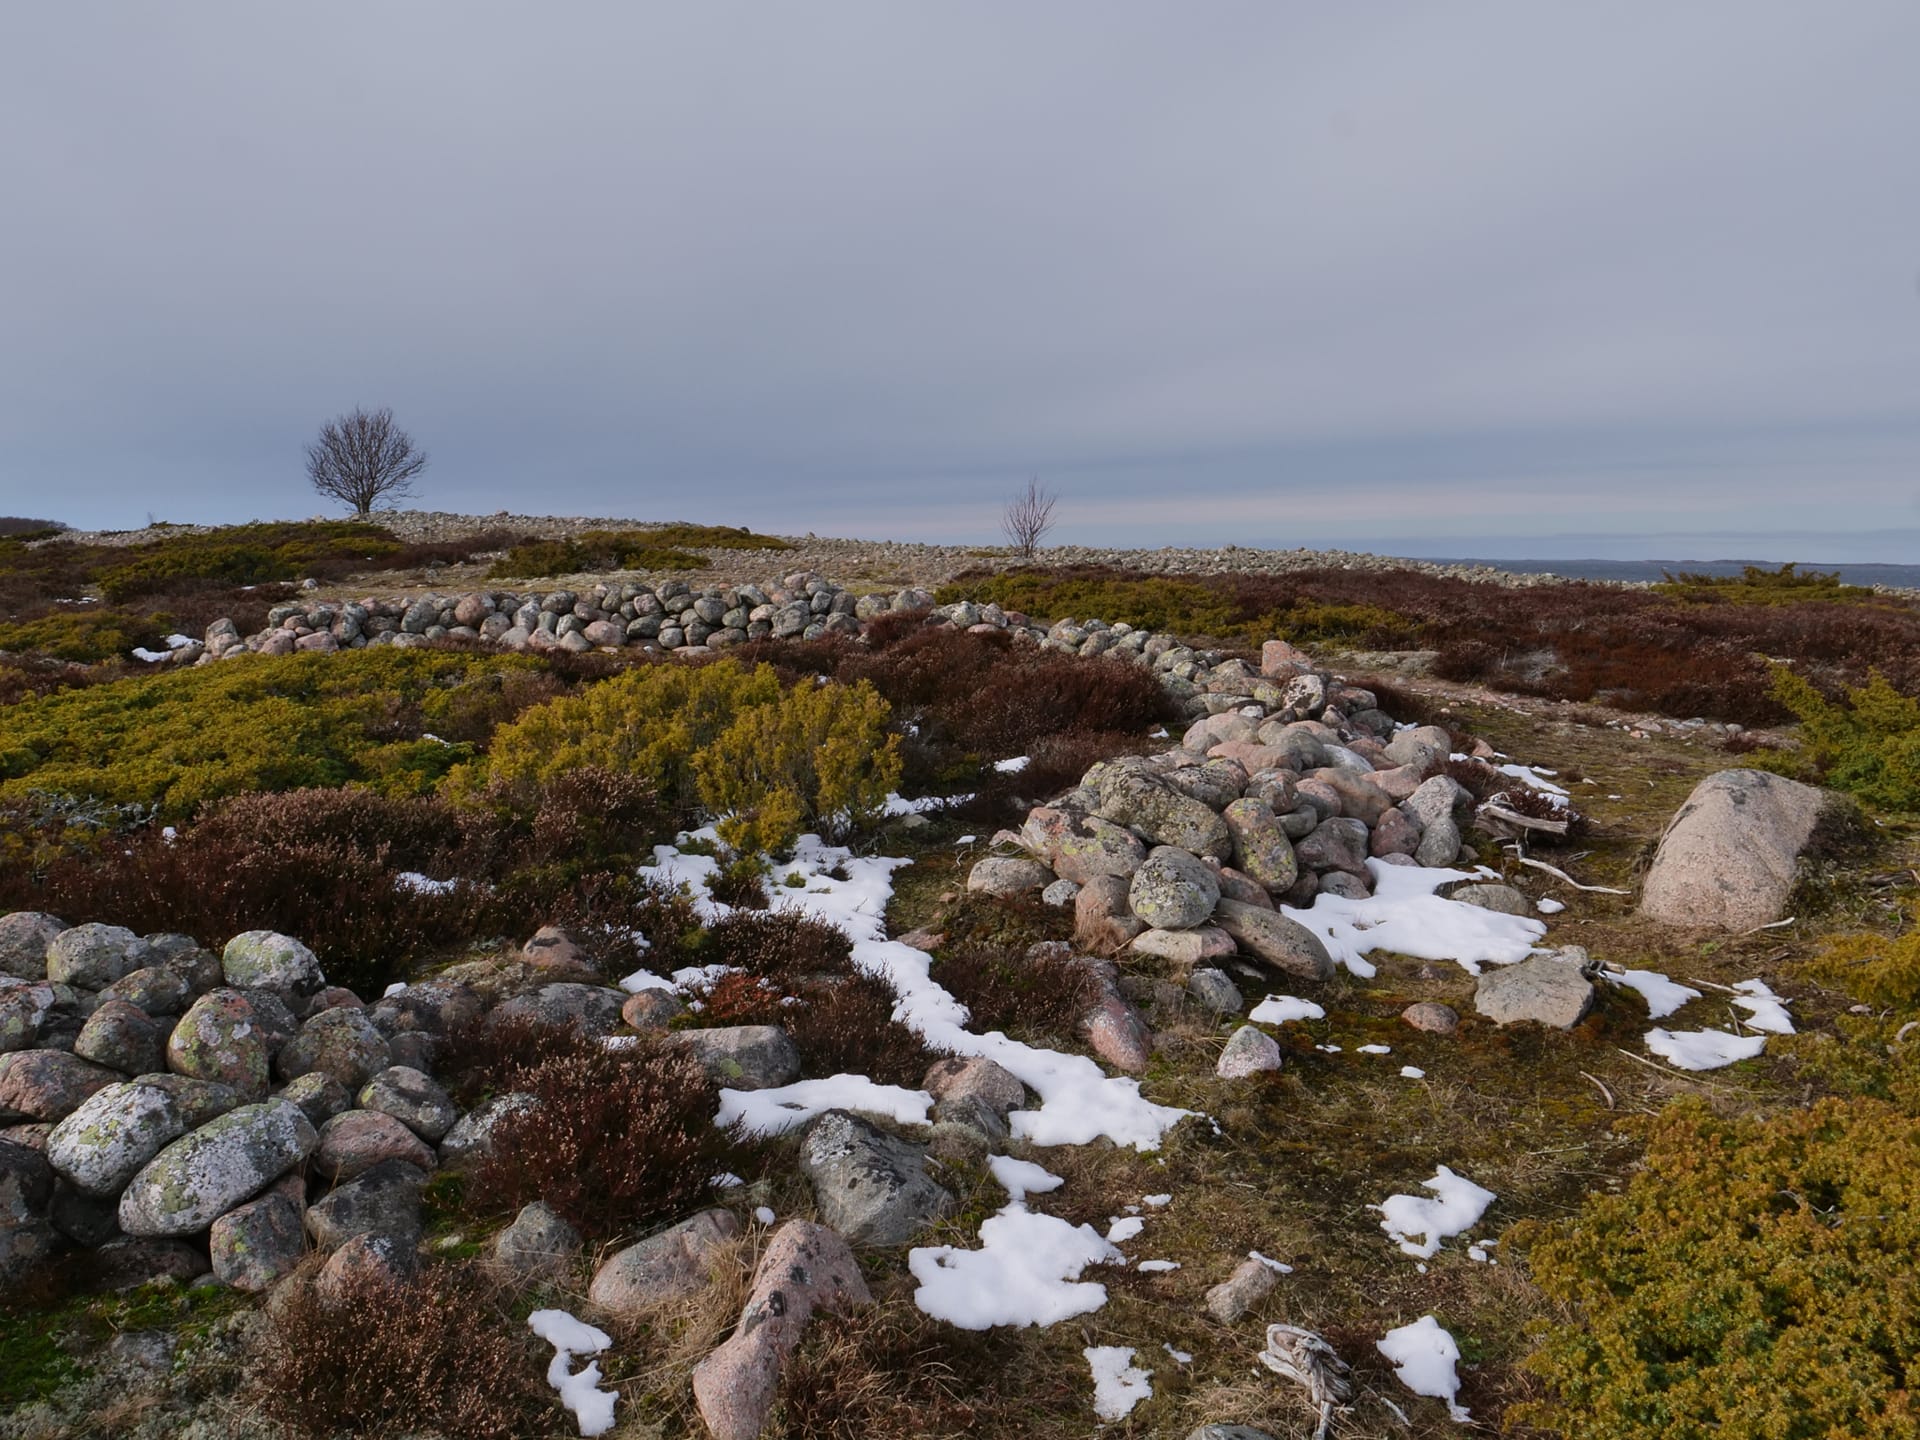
<box><xmin>1641</xmin><ymin>770</ymin><xmax>1848</xmax><ymax>931</ymax></box>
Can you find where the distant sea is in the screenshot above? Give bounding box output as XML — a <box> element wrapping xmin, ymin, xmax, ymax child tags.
<box><xmin>1420</xmin><ymin>557</ymin><xmax>1920</xmax><ymax>588</ymax></box>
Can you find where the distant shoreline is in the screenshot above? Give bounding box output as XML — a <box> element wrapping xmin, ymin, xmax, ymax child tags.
<box><xmin>1418</xmin><ymin>557</ymin><xmax>1920</xmax><ymax>588</ymax></box>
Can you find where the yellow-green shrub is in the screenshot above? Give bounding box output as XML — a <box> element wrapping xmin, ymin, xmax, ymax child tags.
<box><xmin>449</xmin><ymin>660</ymin><xmax>899</xmax><ymax>855</ymax></box>
<box><xmin>1758</xmin><ymin>667</ymin><xmax>1920</xmax><ymax>811</ymax></box>
<box><xmin>0</xmin><ymin>649</ymin><xmax>539</xmax><ymax>816</ymax></box>
<box><xmin>696</xmin><ymin>674</ymin><xmax>901</xmax><ymax>853</ymax></box>
<box><xmin>1514</xmin><ymin>1096</ymin><xmax>1920</xmax><ymax>1440</ymax></box>
<box><xmin>450</xmin><ymin>660</ymin><xmax>781</xmax><ymax>813</ymax></box>
<box><xmin>0</xmin><ymin>611</ymin><xmax>155</xmax><ymax>664</ymax></box>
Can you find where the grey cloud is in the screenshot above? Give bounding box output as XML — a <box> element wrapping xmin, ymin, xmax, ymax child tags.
<box><xmin>1</xmin><ymin>2</ymin><xmax>1916</xmax><ymax>556</ymax></box>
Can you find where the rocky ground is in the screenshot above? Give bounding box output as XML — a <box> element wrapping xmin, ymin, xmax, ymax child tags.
<box><xmin>4</xmin><ymin>587</ymin><xmax>1883</xmax><ymax>1440</ymax></box>
<box><xmin>53</xmin><ymin>509</ymin><xmax>1621</xmax><ymax>595</ymax></box>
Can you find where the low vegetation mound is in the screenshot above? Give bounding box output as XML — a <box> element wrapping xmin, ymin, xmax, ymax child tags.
<box><xmin>1758</xmin><ymin>668</ymin><xmax>1920</xmax><ymax>811</ymax></box>
<box><xmin>940</xmin><ymin>563</ymin><xmax>1920</xmax><ymax>726</ymax></box>
<box><xmin>0</xmin><ymin>520</ymin><xmax>528</xmax><ymax>664</ymax></box>
<box><xmin>486</xmin><ymin>523</ymin><xmax>793</xmax><ymax>578</ymax></box>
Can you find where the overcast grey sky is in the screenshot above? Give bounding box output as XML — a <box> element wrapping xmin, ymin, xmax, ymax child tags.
<box><xmin>3</xmin><ymin>3</ymin><xmax>1918</xmax><ymax>557</ymax></box>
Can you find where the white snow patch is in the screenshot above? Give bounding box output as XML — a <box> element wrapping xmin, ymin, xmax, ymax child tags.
<box><xmin>753</xmin><ymin>1205</ymin><xmax>776</xmax><ymax>1225</ymax></box>
<box><xmin>528</xmin><ymin>1309</ymin><xmax>617</xmax><ymax>1436</ymax></box>
<box><xmin>1141</xmin><ymin>1193</ymin><xmax>1172</xmax><ymax>1208</ymax></box>
<box><xmin>1162</xmin><ymin>1342</ymin><xmax>1192</xmax><ymax>1364</ymax></box>
<box><xmin>1645</xmin><ymin>1028</ymin><xmax>1767</xmax><ymax>1070</ymax></box>
<box><xmin>881</xmin><ymin>791</ymin><xmax>972</xmax><ymax>816</ymax></box>
<box><xmin>1605</xmin><ymin>968</ymin><xmax>1701</xmax><ymax>1019</ymax></box>
<box><xmin>653</xmin><ymin>832</ymin><xmax>1190</xmax><ymax>1151</ymax></box>
<box><xmin>993</xmin><ymin>755</ymin><xmax>1031</xmax><ymax>773</ymax></box>
<box><xmin>1136</xmin><ymin>1259</ymin><xmax>1180</xmax><ymax>1273</ymax></box>
<box><xmin>989</xmin><ymin>1154</ymin><xmax>1065</xmax><ymax>1205</ymax></box>
<box><xmin>1732</xmin><ymin>979</ymin><xmax>1795</xmax><ymax>1034</ymax></box>
<box><xmin>1358</xmin><ymin>1044</ymin><xmax>1392</xmax><ymax>1056</ymax></box>
<box><xmin>617</xmin><ymin>967</ymin><xmax>676</xmax><ymax>994</ymax></box>
<box><xmin>394</xmin><ymin>871</ymin><xmax>457</xmax><ymax>896</ymax></box>
<box><xmin>1283</xmin><ymin>862</ymin><xmax>1546</xmax><ymax>979</ymax></box>
<box><xmin>1536</xmin><ymin>897</ymin><xmax>1566</xmax><ymax>915</ymax></box>
<box><xmin>716</xmin><ymin>1075</ymin><xmax>933</xmax><ymax>1135</ymax></box>
<box><xmin>1248</xmin><ymin>1249</ymin><xmax>1294</xmax><ymax>1274</ymax></box>
<box><xmin>1249</xmin><ymin>994</ymin><xmax>1325</xmax><ymax>1024</ymax></box>
<box><xmin>1106</xmin><ymin>1216</ymin><xmax>1145</xmax><ymax>1244</ymax></box>
<box><xmin>1400</xmin><ymin>1066</ymin><xmax>1426</xmax><ymax>1079</ymax></box>
<box><xmin>1377</xmin><ymin>1315</ymin><xmax>1469</xmax><ymax>1422</ymax></box>
<box><xmin>910</xmin><ymin>1205</ymin><xmax>1121</xmax><ymax>1329</ymax></box>
<box><xmin>1495</xmin><ymin>762</ymin><xmax>1568</xmax><ymax>797</ymax></box>
<box><xmin>1084</xmin><ymin>1345</ymin><xmax>1152</xmax><ymax>1421</ymax></box>
<box><xmin>1375</xmin><ymin>1167</ymin><xmax>1497</xmax><ymax>1260</ymax></box>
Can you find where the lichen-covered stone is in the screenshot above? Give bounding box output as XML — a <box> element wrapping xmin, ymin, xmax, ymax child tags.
<box><xmin>314</xmin><ymin>1109</ymin><xmax>436</xmax><ymax>1181</ymax></box>
<box><xmin>209</xmin><ymin>1176</ymin><xmax>306</xmax><ymax>1292</ymax></box>
<box><xmin>46</xmin><ymin>923</ymin><xmax>151</xmax><ymax>990</ymax></box>
<box><xmin>118</xmin><ymin>1097</ymin><xmax>317</xmax><ymax>1237</ymax></box>
<box><xmin>356</xmin><ymin>1066</ymin><xmax>457</xmax><ymax>1143</ymax></box>
<box><xmin>167</xmin><ymin>990</ymin><xmax>271</xmax><ymax>1099</ymax></box>
<box><xmin>0</xmin><ymin>1049</ymin><xmax>122</xmax><ymax>1123</ymax></box>
<box><xmin>275</xmin><ymin>1006</ymin><xmax>390</xmax><ymax>1090</ymax></box>
<box><xmin>74</xmin><ymin>999</ymin><xmax>166</xmax><ymax>1075</ymax></box>
<box><xmin>220</xmin><ymin>931</ymin><xmax>324</xmax><ymax>996</ymax></box>
<box><xmin>46</xmin><ymin>1078</ymin><xmax>190</xmax><ymax>1198</ymax></box>
<box><xmin>0</xmin><ymin>912</ymin><xmax>66</xmax><ymax>981</ymax></box>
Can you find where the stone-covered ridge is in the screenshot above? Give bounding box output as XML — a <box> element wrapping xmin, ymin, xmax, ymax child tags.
<box><xmin>972</xmin><ymin>641</ymin><xmax>1486</xmax><ymax>963</ymax></box>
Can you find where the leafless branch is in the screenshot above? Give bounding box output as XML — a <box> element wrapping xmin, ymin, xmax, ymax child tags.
<box><xmin>1001</xmin><ymin>477</ymin><xmax>1057</xmax><ymax>558</ymax></box>
<box><xmin>305</xmin><ymin>405</ymin><xmax>428</xmax><ymax>516</ymax></box>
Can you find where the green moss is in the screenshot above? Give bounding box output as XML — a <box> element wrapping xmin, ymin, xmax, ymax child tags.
<box><xmin>0</xmin><ymin>648</ymin><xmax>541</xmax><ymax>816</ymax></box>
<box><xmin>0</xmin><ymin>1308</ymin><xmax>84</xmax><ymax>1405</ymax></box>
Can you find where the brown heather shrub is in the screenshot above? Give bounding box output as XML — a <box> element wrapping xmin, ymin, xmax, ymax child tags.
<box><xmin>1485</xmin><ymin>783</ymin><xmax>1591</xmax><ymax>842</ymax></box>
<box><xmin>686</xmin><ymin>969</ymin><xmax>933</xmax><ymax>1089</ymax></box>
<box><xmin>467</xmin><ymin>1028</ymin><xmax>733</xmax><ymax>1239</ymax></box>
<box><xmin>257</xmin><ymin>1258</ymin><xmax>548</xmax><ymax>1440</ymax></box>
<box><xmin>943</xmin><ymin>563</ymin><xmax>1920</xmax><ymax>725</ymax></box>
<box><xmin>703</xmin><ymin>908</ymin><xmax>855</xmax><ymax>985</ymax></box>
<box><xmin>934</xmin><ymin>943</ymin><xmax>1101</xmax><ymax>1041</ymax></box>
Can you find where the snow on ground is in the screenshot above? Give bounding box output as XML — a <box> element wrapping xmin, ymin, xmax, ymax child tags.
<box><xmin>1284</xmin><ymin>861</ymin><xmax>1546</xmax><ymax>979</ymax></box>
<box><xmin>1105</xmin><ymin>1216</ymin><xmax>1145</xmax><ymax>1244</ymax></box>
<box><xmin>1248</xmin><ymin>1249</ymin><xmax>1294</xmax><ymax>1275</ymax></box>
<box><xmin>909</xmin><ymin>1203</ymin><xmax>1123</xmax><ymax>1329</ymax></box>
<box><xmin>1377</xmin><ymin>1315</ymin><xmax>1470</xmax><ymax>1422</ymax></box>
<box><xmin>1374</xmin><ymin>1167</ymin><xmax>1497</xmax><ymax>1260</ymax></box>
<box><xmin>1357</xmin><ymin>1043</ymin><xmax>1392</xmax><ymax>1055</ymax></box>
<box><xmin>715</xmin><ymin>1075</ymin><xmax>933</xmax><ymax>1135</ymax></box>
<box><xmin>1732</xmin><ymin>979</ymin><xmax>1795</xmax><ymax>1034</ymax></box>
<box><xmin>993</xmin><ymin>755</ymin><xmax>1031</xmax><ymax>773</ymax></box>
<box><xmin>527</xmin><ymin>1309</ymin><xmax>617</xmax><ymax>1436</ymax></box>
<box><xmin>753</xmin><ymin>1205</ymin><xmax>776</xmax><ymax>1225</ymax></box>
<box><xmin>1162</xmin><ymin>1342</ymin><xmax>1192</xmax><ymax>1364</ymax></box>
<box><xmin>1136</xmin><ymin>1259</ymin><xmax>1179</xmax><ymax>1272</ymax></box>
<box><xmin>1083</xmin><ymin>1346</ymin><xmax>1153</xmax><ymax>1422</ymax></box>
<box><xmin>1249</xmin><ymin>995</ymin><xmax>1325</xmax><ymax>1024</ymax></box>
<box><xmin>393</xmin><ymin>871</ymin><xmax>458</xmax><ymax>896</ymax></box>
<box><xmin>1141</xmin><ymin>1193</ymin><xmax>1172</xmax><ymax>1208</ymax></box>
<box><xmin>1536</xmin><ymin>897</ymin><xmax>1566</xmax><ymax>914</ymax></box>
<box><xmin>1645</xmin><ymin>1028</ymin><xmax>1767</xmax><ymax>1070</ymax></box>
<box><xmin>1604</xmin><ymin>968</ymin><xmax>1701</xmax><ymax>1019</ymax></box>
<box><xmin>989</xmin><ymin>1154</ymin><xmax>1064</xmax><ymax>1204</ymax></box>
<box><xmin>882</xmin><ymin>790</ymin><xmax>973</xmax><ymax>816</ymax></box>
<box><xmin>1400</xmin><ymin>1066</ymin><xmax>1426</xmax><ymax>1079</ymax></box>
<box><xmin>645</xmin><ymin>830</ymin><xmax>1192</xmax><ymax>1151</ymax></box>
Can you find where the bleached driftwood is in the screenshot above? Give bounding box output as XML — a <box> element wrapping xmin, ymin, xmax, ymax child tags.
<box><xmin>1258</xmin><ymin>1323</ymin><xmax>1352</xmax><ymax>1440</ymax></box>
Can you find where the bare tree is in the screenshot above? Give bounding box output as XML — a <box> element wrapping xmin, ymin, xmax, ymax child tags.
<box><xmin>305</xmin><ymin>406</ymin><xmax>429</xmax><ymax>516</ymax></box>
<box><xmin>1001</xmin><ymin>477</ymin><xmax>1058</xmax><ymax>558</ymax></box>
